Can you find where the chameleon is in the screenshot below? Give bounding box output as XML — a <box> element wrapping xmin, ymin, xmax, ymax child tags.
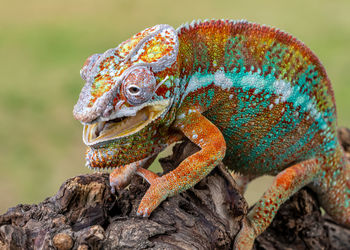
<box><xmin>73</xmin><ymin>19</ymin><xmax>350</xmax><ymax>249</ymax></box>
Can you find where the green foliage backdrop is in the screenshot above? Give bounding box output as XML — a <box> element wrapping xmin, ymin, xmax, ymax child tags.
<box><xmin>1</xmin><ymin>0</ymin><xmax>349</xmax><ymax>212</ymax></box>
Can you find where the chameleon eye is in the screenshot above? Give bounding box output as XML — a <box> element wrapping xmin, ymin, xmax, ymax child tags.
<box><xmin>123</xmin><ymin>67</ymin><xmax>157</xmax><ymax>105</ymax></box>
<box><xmin>127</xmin><ymin>85</ymin><xmax>141</xmax><ymax>95</ymax></box>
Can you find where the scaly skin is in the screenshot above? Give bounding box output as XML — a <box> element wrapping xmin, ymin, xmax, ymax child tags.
<box><xmin>73</xmin><ymin>20</ymin><xmax>350</xmax><ymax>249</ymax></box>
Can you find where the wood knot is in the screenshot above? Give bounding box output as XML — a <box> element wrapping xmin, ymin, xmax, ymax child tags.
<box><xmin>53</xmin><ymin>233</ymin><xmax>73</xmax><ymax>250</ymax></box>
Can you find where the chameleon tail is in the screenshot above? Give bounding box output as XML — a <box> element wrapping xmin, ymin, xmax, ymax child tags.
<box><xmin>316</xmin><ymin>148</ymin><xmax>350</xmax><ymax>227</ymax></box>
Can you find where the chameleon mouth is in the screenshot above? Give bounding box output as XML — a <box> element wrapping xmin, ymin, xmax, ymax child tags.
<box><xmin>83</xmin><ymin>100</ymin><xmax>169</xmax><ymax>146</ymax></box>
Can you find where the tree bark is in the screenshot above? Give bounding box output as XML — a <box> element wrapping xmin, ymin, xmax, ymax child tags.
<box><xmin>1</xmin><ymin>129</ymin><xmax>350</xmax><ymax>249</ymax></box>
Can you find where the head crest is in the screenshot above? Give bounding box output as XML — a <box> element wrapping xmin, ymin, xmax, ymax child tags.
<box><xmin>81</xmin><ymin>24</ymin><xmax>178</xmax><ymax>84</ymax></box>
<box><xmin>74</xmin><ymin>24</ymin><xmax>178</xmax><ymax>123</ymax></box>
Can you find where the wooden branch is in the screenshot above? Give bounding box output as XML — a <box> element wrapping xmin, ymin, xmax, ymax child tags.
<box><xmin>1</xmin><ymin>129</ymin><xmax>350</xmax><ymax>249</ymax></box>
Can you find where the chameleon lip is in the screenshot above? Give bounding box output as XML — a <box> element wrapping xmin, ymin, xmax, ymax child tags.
<box><xmin>83</xmin><ymin>100</ymin><xmax>169</xmax><ymax>146</ymax></box>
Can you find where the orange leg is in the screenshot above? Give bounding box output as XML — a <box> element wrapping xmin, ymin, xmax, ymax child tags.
<box><xmin>136</xmin><ymin>167</ymin><xmax>159</xmax><ymax>183</ymax></box>
<box><xmin>136</xmin><ymin>108</ymin><xmax>226</xmax><ymax>216</ymax></box>
<box><xmin>234</xmin><ymin>158</ymin><xmax>321</xmax><ymax>249</ymax></box>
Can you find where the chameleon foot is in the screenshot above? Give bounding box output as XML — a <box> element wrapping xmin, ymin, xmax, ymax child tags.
<box><xmin>109</xmin><ymin>156</ymin><xmax>156</xmax><ymax>194</ymax></box>
<box><xmin>234</xmin><ymin>218</ymin><xmax>256</xmax><ymax>250</ymax></box>
<box><xmin>136</xmin><ymin>183</ymin><xmax>169</xmax><ymax>217</ymax></box>
<box><xmin>136</xmin><ymin>168</ymin><xmax>169</xmax><ymax>217</ymax></box>
<box><xmin>109</xmin><ymin>166</ymin><xmax>135</xmax><ymax>194</ymax></box>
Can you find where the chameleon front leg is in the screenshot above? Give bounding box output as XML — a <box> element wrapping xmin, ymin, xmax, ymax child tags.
<box><xmin>234</xmin><ymin>158</ymin><xmax>321</xmax><ymax>249</ymax></box>
<box><xmin>109</xmin><ymin>155</ymin><xmax>157</xmax><ymax>193</ymax></box>
<box><xmin>136</xmin><ymin>108</ymin><xmax>226</xmax><ymax>216</ymax></box>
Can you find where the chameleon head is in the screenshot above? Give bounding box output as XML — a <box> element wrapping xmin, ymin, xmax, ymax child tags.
<box><xmin>73</xmin><ymin>24</ymin><xmax>179</xmax><ymax>169</ymax></box>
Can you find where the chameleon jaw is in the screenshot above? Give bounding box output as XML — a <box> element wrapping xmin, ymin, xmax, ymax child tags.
<box><xmin>82</xmin><ymin>100</ymin><xmax>169</xmax><ymax>147</ymax></box>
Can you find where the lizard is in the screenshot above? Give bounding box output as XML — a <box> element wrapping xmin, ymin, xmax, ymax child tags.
<box><xmin>73</xmin><ymin>20</ymin><xmax>350</xmax><ymax>249</ymax></box>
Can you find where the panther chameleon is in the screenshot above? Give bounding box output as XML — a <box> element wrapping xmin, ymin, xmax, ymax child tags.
<box><xmin>73</xmin><ymin>19</ymin><xmax>350</xmax><ymax>249</ymax></box>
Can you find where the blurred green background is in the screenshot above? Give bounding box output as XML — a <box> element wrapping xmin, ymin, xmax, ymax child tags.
<box><xmin>1</xmin><ymin>0</ymin><xmax>350</xmax><ymax>213</ymax></box>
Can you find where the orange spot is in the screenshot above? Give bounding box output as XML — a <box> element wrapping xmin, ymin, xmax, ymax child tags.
<box><xmin>276</xmin><ymin>168</ymin><xmax>297</xmax><ymax>190</ymax></box>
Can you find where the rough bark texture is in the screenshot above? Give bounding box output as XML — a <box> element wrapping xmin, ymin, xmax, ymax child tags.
<box><xmin>1</xmin><ymin>128</ymin><xmax>350</xmax><ymax>249</ymax></box>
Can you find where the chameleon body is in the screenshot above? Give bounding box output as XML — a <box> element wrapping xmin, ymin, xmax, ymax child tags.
<box><xmin>73</xmin><ymin>20</ymin><xmax>350</xmax><ymax>249</ymax></box>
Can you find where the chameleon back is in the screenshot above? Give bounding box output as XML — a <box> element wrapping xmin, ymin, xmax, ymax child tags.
<box><xmin>176</xmin><ymin>20</ymin><xmax>338</xmax><ymax>176</ymax></box>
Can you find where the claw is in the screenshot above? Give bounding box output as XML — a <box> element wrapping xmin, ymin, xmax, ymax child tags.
<box><xmin>136</xmin><ymin>207</ymin><xmax>150</xmax><ymax>217</ymax></box>
<box><xmin>135</xmin><ymin>176</ymin><xmax>169</xmax><ymax>217</ymax></box>
<box><xmin>143</xmin><ymin>208</ymin><xmax>150</xmax><ymax>217</ymax></box>
<box><xmin>111</xmin><ymin>186</ymin><xmax>116</xmax><ymax>195</ymax></box>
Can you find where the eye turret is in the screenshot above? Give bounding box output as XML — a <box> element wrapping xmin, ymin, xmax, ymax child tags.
<box><xmin>123</xmin><ymin>67</ymin><xmax>157</xmax><ymax>105</ymax></box>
